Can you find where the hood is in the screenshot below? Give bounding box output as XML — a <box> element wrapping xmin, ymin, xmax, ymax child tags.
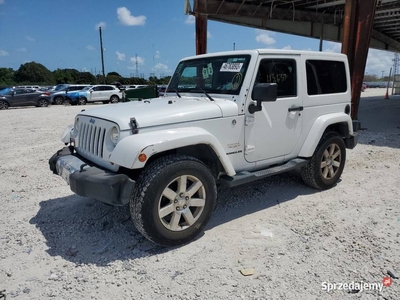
<box><xmin>79</xmin><ymin>96</ymin><xmax>239</xmax><ymax>130</ymax></box>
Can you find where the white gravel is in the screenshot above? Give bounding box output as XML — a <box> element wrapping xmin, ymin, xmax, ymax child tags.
<box><xmin>0</xmin><ymin>95</ymin><xmax>399</xmax><ymax>299</ymax></box>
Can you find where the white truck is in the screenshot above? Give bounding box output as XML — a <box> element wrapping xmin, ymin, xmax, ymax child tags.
<box><xmin>49</xmin><ymin>49</ymin><xmax>358</xmax><ymax>246</ymax></box>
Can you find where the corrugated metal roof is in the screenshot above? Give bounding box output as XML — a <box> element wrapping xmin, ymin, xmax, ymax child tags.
<box><xmin>193</xmin><ymin>0</ymin><xmax>400</xmax><ymax>52</ymax></box>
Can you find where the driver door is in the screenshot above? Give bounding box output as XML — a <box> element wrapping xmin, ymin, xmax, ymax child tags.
<box><xmin>244</xmin><ymin>55</ymin><xmax>303</xmax><ymax>163</ymax></box>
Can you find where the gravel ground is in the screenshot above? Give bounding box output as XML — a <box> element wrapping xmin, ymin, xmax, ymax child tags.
<box><xmin>0</xmin><ymin>94</ymin><xmax>399</xmax><ymax>300</ymax></box>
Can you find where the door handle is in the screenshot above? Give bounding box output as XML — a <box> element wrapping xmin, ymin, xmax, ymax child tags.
<box><xmin>288</xmin><ymin>106</ymin><xmax>303</xmax><ymax>112</ymax></box>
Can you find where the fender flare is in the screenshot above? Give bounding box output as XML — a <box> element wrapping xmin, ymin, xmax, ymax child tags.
<box><xmin>109</xmin><ymin>127</ymin><xmax>236</xmax><ymax>176</ymax></box>
<box><xmin>299</xmin><ymin>112</ymin><xmax>354</xmax><ymax>157</ymax></box>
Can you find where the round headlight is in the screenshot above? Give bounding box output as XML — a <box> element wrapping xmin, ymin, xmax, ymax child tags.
<box><xmin>110</xmin><ymin>126</ymin><xmax>119</xmax><ymax>145</ymax></box>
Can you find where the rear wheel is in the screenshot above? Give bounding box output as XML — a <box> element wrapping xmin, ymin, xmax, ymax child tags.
<box><xmin>301</xmin><ymin>132</ymin><xmax>346</xmax><ymax>190</ymax></box>
<box><xmin>0</xmin><ymin>100</ymin><xmax>9</xmax><ymax>110</ymax></box>
<box><xmin>37</xmin><ymin>99</ymin><xmax>49</xmax><ymax>107</ymax></box>
<box><xmin>54</xmin><ymin>96</ymin><xmax>64</xmax><ymax>105</ymax></box>
<box><xmin>130</xmin><ymin>155</ymin><xmax>217</xmax><ymax>246</ymax></box>
<box><xmin>110</xmin><ymin>95</ymin><xmax>119</xmax><ymax>103</ymax></box>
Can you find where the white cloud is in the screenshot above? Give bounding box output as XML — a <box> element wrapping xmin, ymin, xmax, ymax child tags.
<box><xmin>86</xmin><ymin>45</ymin><xmax>95</xmax><ymax>51</ymax></box>
<box><xmin>207</xmin><ymin>31</ymin><xmax>212</xmax><ymax>38</ymax></box>
<box><xmin>16</xmin><ymin>47</ymin><xmax>27</xmax><ymax>52</ymax></box>
<box><xmin>95</xmin><ymin>21</ymin><xmax>106</xmax><ymax>30</ymax></box>
<box><xmin>0</xmin><ymin>49</ymin><xmax>9</xmax><ymax>56</ymax></box>
<box><xmin>154</xmin><ymin>63</ymin><xmax>172</xmax><ymax>73</ymax></box>
<box><xmin>154</xmin><ymin>50</ymin><xmax>160</xmax><ymax>59</ymax></box>
<box><xmin>116</xmin><ymin>51</ymin><xmax>125</xmax><ymax>61</ymax></box>
<box><xmin>117</xmin><ymin>7</ymin><xmax>146</xmax><ymax>26</ymax></box>
<box><xmin>323</xmin><ymin>41</ymin><xmax>341</xmax><ymax>53</ymax></box>
<box><xmin>282</xmin><ymin>45</ymin><xmax>292</xmax><ymax>50</ymax></box>
<box><xmin>26</xmin><ymin>36</ymin><xmax>35</xmax><ymax>42</ymax></box>
<box><xmin>129</xmin><ymin>56</ymin><xmax>145</xmax><ymax>66</ymax></box>
<box><xmin>366</xmin><ymin>49</ymin><xmax>395</xmax><ymax>77</ymax></box>
<box><xmin>255</xmin><ymin>30</ymin><xmax>276</xmax><ymax>45</ymax></box>
<box><xmin>185</xmin><ymin>15</ymin><xmax>195</xmax><ymax>25</ymax></box>
<box><xmin>0</xmin><ymin>0</ymin><xmax>4</xmax><ymax>4</ymax></box>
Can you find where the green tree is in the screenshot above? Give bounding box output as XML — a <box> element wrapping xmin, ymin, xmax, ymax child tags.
<box><xmin>0</xmin><ymin>68</ymin><xmax>16</xmax><ymax>86</ymax></box>
<box><xmin>53</xmin><ymin>68</ymin><xmax>81</xmax><ymax>84</ymax></box>
<box><xmin>77</xmin><ymin>72</ymin><xmax>96</xmax><ymax>84</ymax></box>
<box><xmin>14</xmin><ymin>61</ymin><xmax>55</xmax><ymax>85</ymax></box>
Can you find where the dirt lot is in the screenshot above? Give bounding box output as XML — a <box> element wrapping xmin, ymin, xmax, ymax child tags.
<box><xmin>0</xmin><ymin>92</ymin><xmax>399</xmax><ymax>299</ymax></box>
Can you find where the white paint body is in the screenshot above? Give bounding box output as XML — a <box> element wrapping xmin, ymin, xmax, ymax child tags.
<box><xmin>69</xmin><ymin>49</ymin><xmax>354</xmax><ymax>177</ymax></box>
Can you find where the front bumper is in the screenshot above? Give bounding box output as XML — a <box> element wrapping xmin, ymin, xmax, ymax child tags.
<box><xmin>49</xmin><ymin>147</ymin><xmax>135</xmax><ymax>206</ymax></box>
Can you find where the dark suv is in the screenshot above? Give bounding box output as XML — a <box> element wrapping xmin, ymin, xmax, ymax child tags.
<box><xmin>0</xmin><ymin>89</ymin><xmax>51</xmax><ymax>109</ymax></box>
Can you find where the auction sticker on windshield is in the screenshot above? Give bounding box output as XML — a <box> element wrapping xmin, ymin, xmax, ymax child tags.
<box><xmin>220</xmin><ymin>62</ymin><xmax>243</xmax><ymax>72</ymax></box>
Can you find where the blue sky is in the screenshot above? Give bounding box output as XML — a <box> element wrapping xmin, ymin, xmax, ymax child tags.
<box><xmin>0</xmin><ymin>0</ymin><xmax>396</xmax><ymax>78</ymax></box>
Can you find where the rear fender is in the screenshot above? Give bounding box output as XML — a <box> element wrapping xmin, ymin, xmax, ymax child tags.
<box><xmin>299</xmin><ymin>113</ymin><xmax>354</xmax><ymax>157</ymax></box>
<box><xmin>109</xmin><ymin>127</ymin><xmax>236</xmax><ymax>176</ymax></box>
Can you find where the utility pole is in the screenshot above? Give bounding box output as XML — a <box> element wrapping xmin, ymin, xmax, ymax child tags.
<box><xmin>135</xmin><ymin>54</ymin><xmax>139</xmax><ymax>78</ymax></box>
<box><xmin>233</xmin><ymin>43</ymin><xmax>235</xmax><ymax>50</ymax></box>
<box><xmin>99</xmin><ymin>27</ymin><xmax>106</xmax><ymax>82</ymax></box>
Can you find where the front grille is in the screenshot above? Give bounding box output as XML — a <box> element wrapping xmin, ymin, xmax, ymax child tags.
<box><xmin>79</xmin><ymin>123</ymin><xmax>106</xmax><ymax>158</ymax></box>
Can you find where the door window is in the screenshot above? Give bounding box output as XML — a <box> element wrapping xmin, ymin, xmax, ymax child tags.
<box><xmin>253</xmin><ymin>59</ymin><xmax>297</xmax><ymax>98</ymax></box>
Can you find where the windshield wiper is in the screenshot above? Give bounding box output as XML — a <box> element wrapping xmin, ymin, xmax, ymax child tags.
<box><xmin>174</xmin><ymin>89</ymin><xmax>181</xmax><ymax>98</ymax></box>
<box><xmin>165</xmin><ymin>89</ymin><xmax>181</xmax><ymax>98</ymax></box>
<box><xmin>189</xmin><ymin>88</ymin><xmax>214</xmax><ymax>101</ymax></box>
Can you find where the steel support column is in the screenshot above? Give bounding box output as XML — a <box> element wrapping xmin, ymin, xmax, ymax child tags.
<box><xmin>341</xmin><ymin>0</ymin><xmax>378</xmax><ymax>121</ymax></box>
<box><xmin>195</xmin><ymin>1</ymin><xmax>207</xmax><ymax>55</ymax></box>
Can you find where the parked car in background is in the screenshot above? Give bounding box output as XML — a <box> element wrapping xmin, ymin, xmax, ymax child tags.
<box><xmin>125</xmin><ymin>85</ymin><xmax>148</xmax><ymax>90</ymax></box>
<box><xmin>71</xmin><ymin>85</ymin><xmax>123</xmax><ymax>105</ymax></box>
<box><xmin>0</xmin><ymin>88</ymin><xmax>51</xmax><ymax>109</ymax></box>
<box><xmin>50</xmin><ymin>84</ymin><xmax>90</xmax><ymax>105</ymax></box>
<box><xmin>15</xmin><ymin>85</ymin><xmax>41</xmax><ymax>90</ymax></box>
<box><xmin>158</xmin><ymin>85</ymin><xmax>167</xmax><ymax>96</ymax></box>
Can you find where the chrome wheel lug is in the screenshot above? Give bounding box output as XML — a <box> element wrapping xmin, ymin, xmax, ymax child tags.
<box><xmin>185</xmin><ymin>196</ymin><xmax>189</xmax><ymax>200</ymax></box>
<box><xmin>176</xmin><ymin>206</ymin><xmax>180</xmax><ymax>211</ymax></box>
<box><xmin>183</xmin><ymin>205</ymin><xmax>187</xmax><ymax>209</ymax></box>
<box><xmin>174</xmin><ymin>199</ymin><xmax>178</xmax><ymax>203</ymax></box>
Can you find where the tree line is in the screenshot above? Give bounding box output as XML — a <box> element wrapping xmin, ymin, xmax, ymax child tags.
<box><xmin>0</xmin><ymin>61</ymin><xmax>171</xmax><ymax>87</ymax></box>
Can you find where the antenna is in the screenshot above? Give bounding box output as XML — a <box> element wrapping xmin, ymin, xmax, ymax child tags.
<box><xmin>99</xmin><ymin>27</ymin><xmax>106</xmax><ymax>82</ymax></box>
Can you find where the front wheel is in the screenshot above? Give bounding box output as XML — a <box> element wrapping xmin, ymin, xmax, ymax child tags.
<box><xmin>301</xmin><ymin>132</ymin><xmax>346</xmax><ymax>190</ymax></box>
<box><xmin>130</xmin><ymin>155</ymin><xmax>217</xmax><ymax>247</ymax></box>
<box><xmin>0</xmin><ymin>100</ymin><xmax>9</xmax><ymax>110</ymax></box>
<box><xmin>54</xmin><ymin>96</ymin><xmax>64</xmax><ymax>105</ymax></box>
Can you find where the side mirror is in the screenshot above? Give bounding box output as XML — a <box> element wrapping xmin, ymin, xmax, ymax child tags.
<box><xmin>248</xmin><ymin>83</ymin><xmax>277</xmax><ymax>114</ymax></box>
<box><xmin>11</xmin><ymin>91</ymin><xmax>16</xmax><ymax>96</ymax></box>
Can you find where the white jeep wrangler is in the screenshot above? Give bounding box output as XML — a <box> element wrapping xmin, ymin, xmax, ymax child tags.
<box><xmin>49</xmin><ymin>49</ymin><xmax>358</xmax><ymax>246</ymax></box>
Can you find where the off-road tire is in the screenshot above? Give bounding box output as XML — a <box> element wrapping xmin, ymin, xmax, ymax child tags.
<box><xmin>130</xmin><ymin>155</ymin><xmax>217</xmax><ymax>247</ymax></box>
<box><xmin>301</xmin><ymin>132</ymin><xmax>346</xmax><ymax>190</ymax></box>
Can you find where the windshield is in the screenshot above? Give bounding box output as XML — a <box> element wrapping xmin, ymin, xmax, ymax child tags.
<box><xmin>54</xmin><ymin>84</ymin><xmax>68</xmax><ymax>91</ymax></box>
<box><xmin>167</xmin><ymin>54</ymin><xmax>251</xmax><ymax>96</ymax></box>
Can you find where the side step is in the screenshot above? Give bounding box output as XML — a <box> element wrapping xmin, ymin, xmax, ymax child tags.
<box><xmin>219</xmin><ymin>158</ymin><xmax>309</xmax><ymax>188</ymax></box>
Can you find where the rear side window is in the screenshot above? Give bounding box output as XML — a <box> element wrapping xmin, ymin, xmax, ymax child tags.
<box><xmin>306</xmin><ymin>60</ymin><xmax>347</xmax><ymax>95</ymax></box>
